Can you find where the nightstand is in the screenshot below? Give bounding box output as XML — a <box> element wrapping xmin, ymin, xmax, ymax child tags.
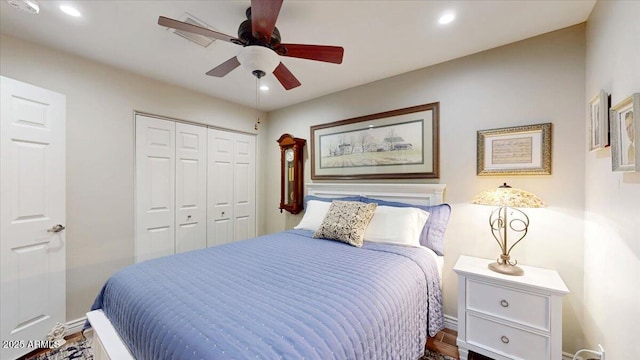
<box><xmin>454</xmin><ymin>255</ymin><xmax>569</xmax><ymax>360</ymax></box>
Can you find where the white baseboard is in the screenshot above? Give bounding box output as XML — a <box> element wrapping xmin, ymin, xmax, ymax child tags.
<box><xmin>441</xmin><ymin>315</ymin><xmax>578</xmax><ymax>360</ymax></box>
<box><xmin>444</xmin><ymin>314</ymin><xmax>458</xmax><ymax>331</ymax></box>
<box><xmin>66</xmin><ymin>316</ymin><xmax>87</xmax><ymax>336</ymax></box>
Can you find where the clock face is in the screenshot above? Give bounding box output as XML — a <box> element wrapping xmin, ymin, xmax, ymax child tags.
<box><xmin>285</xmin><ymin>148</ymin><xmax>294</xmax><ymax>162</ymax></box>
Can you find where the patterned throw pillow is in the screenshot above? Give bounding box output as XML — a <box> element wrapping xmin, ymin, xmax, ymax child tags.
<box><xmin>313</xmin><ymin>201</ymin><xmax>377</xmax><ymax>247</ymax></box>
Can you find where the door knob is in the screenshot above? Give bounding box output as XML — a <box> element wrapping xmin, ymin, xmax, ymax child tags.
<box><xmin>47</xmin><ymin>224</ymin><xmax>66</xmax><ymax>233</ymax></box>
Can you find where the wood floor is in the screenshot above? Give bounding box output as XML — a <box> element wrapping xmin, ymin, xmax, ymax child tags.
<box><xmin>427</xmin><ymin>328</ymin><xmax>494</xmax><ymax>360</ymax></box>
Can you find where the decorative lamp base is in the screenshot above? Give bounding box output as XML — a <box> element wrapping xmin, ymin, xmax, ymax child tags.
<box><xmin>489</xmin><ymin>262</ymin><xmax>524</xmax><ymax>276</ymax></box>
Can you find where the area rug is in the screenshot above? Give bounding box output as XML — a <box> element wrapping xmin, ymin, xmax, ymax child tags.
<box><xmin>23</xmin><ymin>335</ymin><xmax>93</xmax><ymax>360</ymax></box>
<box><xmin>22</xmin><ymin>334</ymin><xmax>453</xmax><ymax>360</ymax></box>
<box><xmin>421</xmin><ymin>348</ymin><xmax>458</xmax><ymax>360</ymax></box>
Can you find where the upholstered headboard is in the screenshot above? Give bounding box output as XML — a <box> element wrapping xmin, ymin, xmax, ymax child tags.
<box><xmin>306</xmin><ymin>183</ymin><xmax>446</xmax><ymax>206</ymax></box>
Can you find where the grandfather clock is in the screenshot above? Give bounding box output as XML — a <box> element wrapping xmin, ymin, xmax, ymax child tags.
<box><xmin>277</xmin><ymin>134</ymin><xmax>306</xmax><ymax>214</ymax></box>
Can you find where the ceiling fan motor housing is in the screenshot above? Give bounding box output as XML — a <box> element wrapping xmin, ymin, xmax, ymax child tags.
<box><xmin>237</xmin><ymin>19</ymin><xmax>282</xmax><ymax>47</ymax></box>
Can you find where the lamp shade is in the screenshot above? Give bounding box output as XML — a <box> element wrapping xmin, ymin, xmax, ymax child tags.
<box><xmin>471</xmin><ymin>183</ymin><xmax>545</xmax><ymax>208</ymax></box>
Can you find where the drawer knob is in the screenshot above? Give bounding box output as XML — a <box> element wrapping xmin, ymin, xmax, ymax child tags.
<box><xmin>501</xmin><ymin>336</ymin><xmax>510</xmax><ymax>344</ymax></box>
<box><xmin>500</xmin><ymin>299</ymin><xmax>509</xmax><ymax>307</ymax></box>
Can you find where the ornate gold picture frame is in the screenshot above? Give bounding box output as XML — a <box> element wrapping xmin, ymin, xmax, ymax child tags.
<box><xmin>588</xmin><ymin>90</ymin><xmax>609</xmax><ymax>151</ymax></box>
<box><xmin>610</xmin><ymin>93</ymin><xmax>639</xmax><ymax>172</ymax></box>
<box><xmin>477</xmin><ymin>123</ymin><xmax>552</xmax><ymax>176</ymax></box>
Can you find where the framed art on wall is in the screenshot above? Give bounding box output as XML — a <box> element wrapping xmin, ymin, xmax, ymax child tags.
<box><xmin>610</xmin><ymin>93</ymin><xmax>639</xmax><ymax>172</ymax></box>
<box><xmin>310</xmin><ymin>102</ymin><xmax>439</xmax><ymax>180</ymax></box>
<box><xmin>588</xmin><ymin>90</ymin><xmax>609</xmax><ymax>151</ymax></box>
<box><xmin>477</xmin><ymin>123</ymin><xmax>552</xmax><ymax>176</ymax></box>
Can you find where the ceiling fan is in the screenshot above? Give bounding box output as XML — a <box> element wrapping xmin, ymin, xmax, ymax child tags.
<box><xmin>158</xmin><ymin>0</ymin><xmax>344</xmax><ymax>90</ymax></box>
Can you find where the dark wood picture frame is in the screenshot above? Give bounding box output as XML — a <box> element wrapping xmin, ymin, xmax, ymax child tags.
<box><xmin>310</xmin><ymin>102</ymin><xmax>439</xmax><ymax>180</ymax></box>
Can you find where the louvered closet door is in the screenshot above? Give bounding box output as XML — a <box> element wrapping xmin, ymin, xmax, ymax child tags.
<box><xmin>135</xmin><ymin>116</ymin><xmax>175</xmax><ymax>262</ymax></box>
<box><xmin>207</xmin><ymin>129</ymin><xmax>234</xmax><ymax>247</ymax></box>
<box><xmin>175</xmin><ymin>123</ymin><xmax>207</xmax><ymax>253</ymax></box>
<box><xmin>233</xmin><ymin>133</ymin><xmax>256</xmax><ymax>241</ymax></box>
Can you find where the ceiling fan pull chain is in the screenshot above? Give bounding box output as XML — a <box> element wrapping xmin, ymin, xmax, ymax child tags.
<box><xmin>254</xmin><ymin>76</ymin><xmax>261</xmax><ymax>131</ymax></box>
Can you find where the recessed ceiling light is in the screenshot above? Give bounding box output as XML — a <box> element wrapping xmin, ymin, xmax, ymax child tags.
<box><xmin>60</xmin><ymin>5</ymin><xmax>81</xmax><ymax>17</ymax></box>
<box><xmin>260</xmin><ymin>85</ymin><xmax>269</xmax><ymax>91</ymax></box>
<box><xmin>438</xmin><ymin>13</ymin><xmax>455</xmax><ymax>25</ymax></box>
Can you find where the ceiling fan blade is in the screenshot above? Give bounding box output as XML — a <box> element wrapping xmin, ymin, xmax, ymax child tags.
<box><xmin>273</xmin><ymin>62</ymin><xmax>301</xmax><ymax>90</ymax></box>
<box><xmin>206</xmin><ymin>57</ymin><xmax>241</xmax><ymax>77</ymax></box>
<box><xmin>278</xmin><ymin>44</ymin><xmax>344</xmax><ymax>64</ymax></box>
<box><xmin>158</xmin><ymin>16</ymin><xmax>242</xmax><ymax>44</ymax></box>
<box><xmin>251</xmin><ymin>0</ymin><xmax>283</xmax><ymax>41</ymax></box>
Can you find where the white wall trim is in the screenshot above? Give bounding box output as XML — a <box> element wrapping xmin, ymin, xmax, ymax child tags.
<box><xmin>66</xmin><ymin>316</ymin><xmax>87</xmax><ymax>336</ymax></box>
<box><xmin>444</xmin><ymin>314</ymin><xmax>458</xmax><ymax>331</ymax></box>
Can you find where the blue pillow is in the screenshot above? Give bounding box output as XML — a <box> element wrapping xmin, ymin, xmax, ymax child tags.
<box><xmin>359</xmin><ymin>197</ymin><xmax>451</xmax><ymax>256</ymax></box>
<box><xmin>303</xmin><ymin>195</ymin><xmax>364</xmax><ymax>209</ymax></box>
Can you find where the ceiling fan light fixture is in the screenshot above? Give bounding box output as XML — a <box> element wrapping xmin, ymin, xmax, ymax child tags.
<box><xmin>237</xmin><ymin>46</ymin><xmax>280</xmax><ymax>78</ymax></box>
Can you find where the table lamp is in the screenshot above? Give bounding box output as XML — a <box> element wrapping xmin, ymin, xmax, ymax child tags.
<box><xmin>471</xmin><ymin>183</ymin><xmax>545</xmax><ymax>276</ymax></box>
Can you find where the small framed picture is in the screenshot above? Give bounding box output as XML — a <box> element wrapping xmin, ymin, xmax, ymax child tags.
<box><xmin>588</xmin><ymin>90</ymin><xmax>609</xmax><ymax>151</ymax></box>
<box><xmin>610</xmin><ymin>93</ymin><xmax>639</xmax><ymax>172</ymax></box>
<box><xmin>477</xmin><ymin>123</ymin><xmax>552</xmax><ymax>175</ymax></box>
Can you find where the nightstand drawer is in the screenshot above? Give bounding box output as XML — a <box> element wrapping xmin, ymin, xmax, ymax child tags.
<box><xmin>467</xmin><ymin>279</ymin><xmax>550</xmax><ymax>331</ymax></box>
<box><xmin>467</xmin><ymin>314</ymin><xmax>549</xmax><ymax>360</ymax></box>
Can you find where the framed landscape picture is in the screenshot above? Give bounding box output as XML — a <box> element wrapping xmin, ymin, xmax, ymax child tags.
<box><xmin>477</xmin><ymin>123</ymin><xmax>552</xmax><ymax>176</ymax></box>
<box><xmin>310</xmin><ymin>103</ymin><xmax>439</xmax><ymax>179</ymax></box>
<box><xmin>610</xmin><ymin>93</ymin><xmax>639</xmax><ymax>172</ymax></box>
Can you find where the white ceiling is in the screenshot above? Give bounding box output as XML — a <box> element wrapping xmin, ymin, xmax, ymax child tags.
<box><xmin>0</xmin><ymin>0</ymin><xmax>595</xmax><ymax>111</ymax></box>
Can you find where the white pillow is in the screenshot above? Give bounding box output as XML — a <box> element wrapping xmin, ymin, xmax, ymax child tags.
<box><xmin>293</xmin><ymin>200</ymin><xmax>332</xmax><ymax>231</ymax></box>
<box><xmin>364</xmin><ymin>206</ymin><xmax>430</xmax><ymax>247</ymax></box>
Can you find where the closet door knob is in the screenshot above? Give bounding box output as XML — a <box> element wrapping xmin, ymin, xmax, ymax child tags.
<box><xmin>501</xmin><ymin>336</ymin><xmax>510</xmax><ymax>344</ymax></box>
<box><xmin>500</xmin><ymin>299</ymin><xmax>509</xmax><ymax>307</ymax></box>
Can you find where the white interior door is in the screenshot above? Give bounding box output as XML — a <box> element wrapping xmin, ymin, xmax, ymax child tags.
<box><xmin>1</xmin><ymin>76</ymin><xmax>66</xmax><ymax>360</ymax></box>
<box><xmin>233</xmin><ymin>133</ymin><xmax>256</xmax><ymax>241</ymax></box>
<box><xmin>175</xmin><ymin>122</ymin><xmax>207</xmax><ymax>253</ymax></box>
<box><xmin>207</xmin><ymin>129</ymin><xmax>234</xmax><ymax>247</ymax></box>
<box><xmin>135</xmin><ymin>115</ymin><xmax>175</xmax><ymax>263</ymax></box>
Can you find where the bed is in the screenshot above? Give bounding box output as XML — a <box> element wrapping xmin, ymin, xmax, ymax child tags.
<box><xmin>86</xmin><ymin>183</ymin><xmax>449</xmax><ymax>360</ymax></box>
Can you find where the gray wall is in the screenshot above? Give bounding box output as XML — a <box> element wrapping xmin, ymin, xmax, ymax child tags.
<box><xmin>584</xmin><ymin>1</ymin><xmax>640</xmax><ymax>358</ymax></box>
<box><xmin>267</xmin><ymin>25</ymin><xmax>587</xmax><ymax>353</ymax></box>
<box><xmin>0</xmin><ymin>34</ymin><xmax>269</xmax><ymax>321</ymax></box>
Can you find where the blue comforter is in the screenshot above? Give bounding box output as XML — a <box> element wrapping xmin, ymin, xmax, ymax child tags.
<box><xmin>90</xmin><ymin>230</ymin><xmax>444</xmax><ymax>360</ymax></box>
